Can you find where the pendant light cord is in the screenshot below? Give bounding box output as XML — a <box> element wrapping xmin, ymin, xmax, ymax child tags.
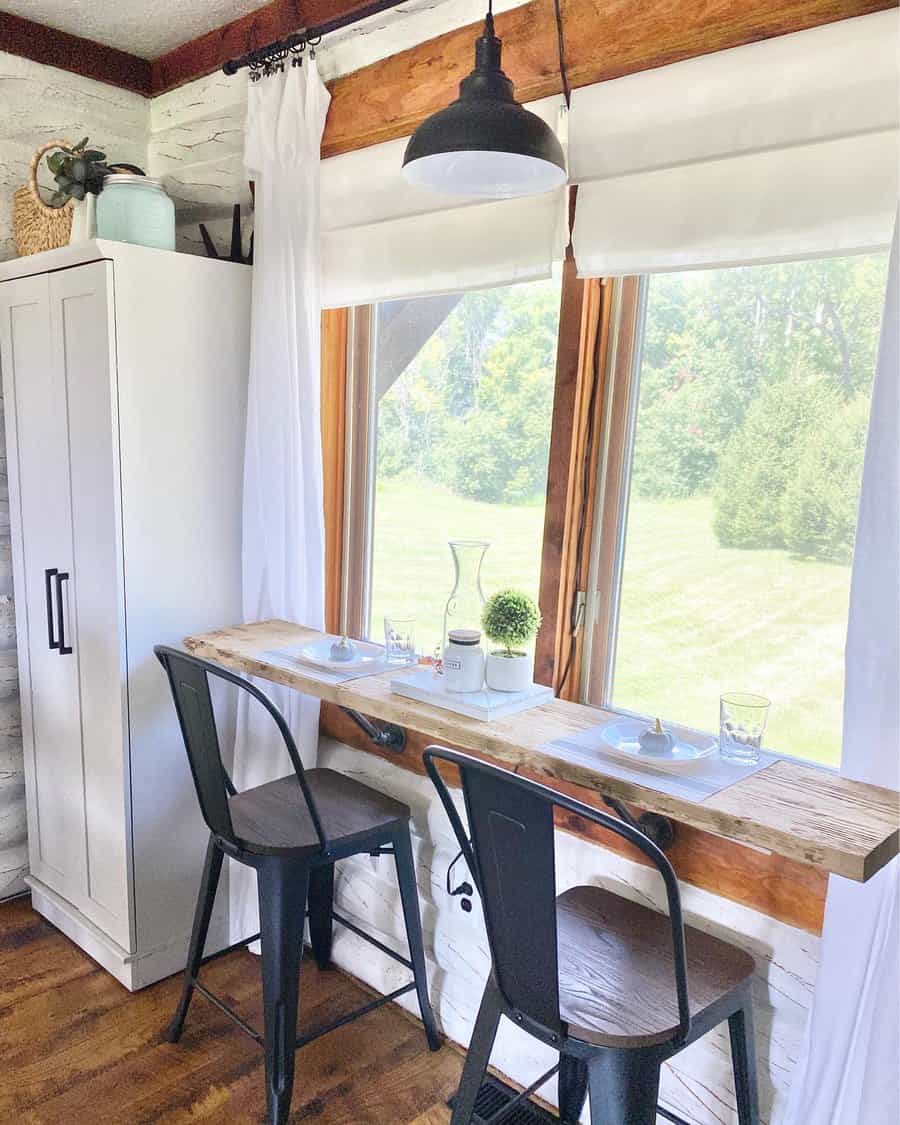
<box><xmin>484</xmin><ymin>0</ymin><xmax>569</xmax><ymax>107</ymax></box>
<box><xmin>553</xmin><ymin>0</ymin><xmax>571</xmax><ymax>108</ymax></box>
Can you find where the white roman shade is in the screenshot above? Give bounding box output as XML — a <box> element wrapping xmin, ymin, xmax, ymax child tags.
<box><xmin>570</xmin><ymin>10</ymin><xmax>899</xmax><ymax>277</ymax></box>
<box><xmin>320</xmin><ymin>98</ymin><xmax>567</xmax><ymax>307</ymax></box>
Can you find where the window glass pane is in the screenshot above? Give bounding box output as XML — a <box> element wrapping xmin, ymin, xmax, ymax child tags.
<box><xmin>367</xmin><ymin>275</ymin><xmax>562</xmax><ymax>657</ymax></box>
<box><xmin>610</xmin><ymin>254</ymin><xmax>889</xmax><ymax>766</ymax></box>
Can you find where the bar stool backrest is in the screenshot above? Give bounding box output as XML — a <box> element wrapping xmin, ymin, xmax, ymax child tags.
<box><xmin>424</xmin><ymin>746</ymin><xmax>692</xmax><ymax>1045</ymax></box>
<box><xmin>155</xmin><ymin>645</ymin><xmax>328</xmax><ymax>853</ymax></box>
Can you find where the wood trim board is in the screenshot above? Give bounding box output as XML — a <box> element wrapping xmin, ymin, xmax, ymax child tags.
<box><xmin>150</xmin><ymin>0</ymin><xmax>406</xmax><ymax>94</ymax></box>
<box><xmin>584</xmin><ymin>277</ymin><xmax>643</xmax><ymax>706</ymax></box>
<box><xmin>321</xmin><ymin>307</ymin><xmax>349</xmax><ymax>634</ymax></box>
<box><xmin>4</xmin><ymin>1</ymin><xmax>893</xmax><ymax>114</ymax></box>
<box><xmin>0</xmin><ymin>11</ymin><xmax>151</xmax><ymax>94</ymax></box>
<box><xmin>184</xmin><ymin>620</ymin><xmax>900</xmax><ymax>884</ymax></box>
<box><xmin>321</xmin><ymin>703</ymin><xmax>828</xmax><ymax>933</ymax></box>
<box><xmin>318</xmin><ymin>0</ymin><xmax>897</xmax><ymax>159</ymax></box>
<box><xmin>534</xmin><ymin>255</ymin><xmax>588</xmax><ymax>690</ymax></box>
<box><xmin>342</xmin><ymin>306</ymin><xmax>374</xmax><ymax>639</ymax></box>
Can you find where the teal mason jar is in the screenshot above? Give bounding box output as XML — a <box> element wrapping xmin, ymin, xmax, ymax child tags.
<box><xmin>96</xmin><ymin>174</ymin><xmax>176</xmax><ymax>251</ymax></box>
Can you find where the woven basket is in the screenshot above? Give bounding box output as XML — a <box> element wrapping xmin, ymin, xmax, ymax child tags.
<box><xmin>13</xmin><ymin>139</ymin><xmax>74</xmax><ymax>257</ymax></box>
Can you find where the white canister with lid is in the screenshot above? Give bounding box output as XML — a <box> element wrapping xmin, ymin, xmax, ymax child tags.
<box><xmin>443</xmin><ymin>629</ymin><xmax>485</xmax><ymax>693</ymax></box>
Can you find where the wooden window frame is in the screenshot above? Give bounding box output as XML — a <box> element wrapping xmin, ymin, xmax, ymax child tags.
<box><xmin>318</xmin><ymin>267</ymin><xmax>828</xmax><ymax>936</ymax></box>
<box><xmin>337</xmin><ymin>276</ymin><xmax>585</xmax><ymax>664</ymax></box>
<box><xmin>322</xmin><ymin>308</ymin><xmax>349</xmax><ymax>635</ymax></box>
<box><xmin>341</xmin><ymin>306</ymin><xmax>376</xmax><ymax>640</ymax></box>
<box><xmin>580</xmin><ymin>277</ymin><xmax>646</xmax><ymax>706</ymax></box>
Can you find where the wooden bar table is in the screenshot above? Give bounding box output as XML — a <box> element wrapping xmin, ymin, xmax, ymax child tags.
<box><xmin>184</xmin><ymin>620</ymin><xmax>899</xmax><ymax>884</ymax></box>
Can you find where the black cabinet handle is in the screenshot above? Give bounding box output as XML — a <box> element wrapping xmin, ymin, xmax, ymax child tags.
<box><xmin>54</xmin><ymin>571</ymin><xmax>72</xmax><ymax>656</ymax></box>
<box><xmin>44</xmin><ymin>568</ymin><xmax>59</xmax><ymax>650</ymax></box>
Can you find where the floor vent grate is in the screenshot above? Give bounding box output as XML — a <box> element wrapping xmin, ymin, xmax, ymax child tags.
<box><xmin>449</xmin><ymin>1073</ymin><xmax>560</xmax><ymax>1124</ymax></box>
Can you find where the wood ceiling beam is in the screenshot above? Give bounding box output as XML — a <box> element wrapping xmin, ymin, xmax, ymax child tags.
<box><xmin>2</xmin><ymin>0</ymin><xmax>891</xmax><ymax>112</ymax></box>
<box><xmin>150</xmin><ymin>0</ymin><xmax>301</xmax><ymax>95</ymax></box>
<box><xmin>150</xmin><ymin>0</ymin><xmax>398</xmax><ymax>95</ymax></box>
<box><xmin>0</xmin><ymin>10</ymin><xmax>151</xmax><ymax>95</ymax></box>
<box><xmin>321</xmin><ymin>0</ymin><xmax>897</xmax><ymax>158</ymax></box>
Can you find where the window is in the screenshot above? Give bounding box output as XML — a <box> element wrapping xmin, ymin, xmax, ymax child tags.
<box><xmin>346</xmin><ymin>275</ymin><xmax>563</xmax><ymax>658</ymax></box>
<box><xmin>587</xmin><ymin>255</ymin><xmax>889</xmax><ymax>767</ymax></box>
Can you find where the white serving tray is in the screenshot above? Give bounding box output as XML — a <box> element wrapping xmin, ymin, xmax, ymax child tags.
<box><xmin>597</xmin><ymin>718</ymin><xmax>717</xmax><ymax>772</ymax></box>
<box><xmin>292</xmin><ymin>635</ymin><xmax>386</xmax><ymax>673</ymax></box>
<box><xmin>391</xmin><ymin>667</ymin><xmax>553</xmax><ymax>722</ymax></box>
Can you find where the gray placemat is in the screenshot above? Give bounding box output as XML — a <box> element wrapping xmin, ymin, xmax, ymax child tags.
<box><xmin>544</xmin><ymin>725</ymin><xmax>778</xmax><ymax>801</ymax></box>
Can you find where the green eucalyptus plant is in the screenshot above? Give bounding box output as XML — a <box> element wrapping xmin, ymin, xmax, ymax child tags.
<box><xmin>481</xmin><ymin>589</ymin><xmax>541</xmax><ymax>657</ymax></box>
<box><xmin>45</xmin><ymin>138</ymin><xmax>144</xmax><ymax>207</ymax></box>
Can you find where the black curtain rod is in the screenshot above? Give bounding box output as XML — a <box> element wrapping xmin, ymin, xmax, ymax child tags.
<box><xmin>222</xmin><ymin>0</ymin><xmax>413</xmax><ymax>76</ymax></box>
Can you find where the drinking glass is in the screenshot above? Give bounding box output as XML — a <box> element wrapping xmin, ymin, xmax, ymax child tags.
<box><xmin>719</xmin><ymin>693</ymin><xmax>770</xmax><ymax>765</ymax></box>
<box><xmin>384</xmin><ymin>615</ymin><xmax>417</xmax><ymax>664</ymax></box>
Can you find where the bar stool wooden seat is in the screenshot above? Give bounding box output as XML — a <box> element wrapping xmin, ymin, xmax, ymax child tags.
<box><xmin>424</xmin><ymin>746</ymin><xmax>759</xmax><ymax>1125</ymax></box>
<box><xmin>156</xmin><ymin>646</ymin><xmax>441</xmax><ymax>1125</ymax></box>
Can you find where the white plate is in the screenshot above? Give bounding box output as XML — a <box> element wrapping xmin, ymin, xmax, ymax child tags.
<box><xmin>292</xmin><ymin>636</ymin><xmax>386</xmax><ymax>673</ymax></box>
<box><xmin>598</xmin><ymin>719</ymin><xmax>717</xmax><ymax>772</ymax></box>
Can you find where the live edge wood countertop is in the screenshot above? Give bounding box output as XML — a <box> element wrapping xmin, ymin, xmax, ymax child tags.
<box><xmin>184</xmin><ymin>620</ymin><xmax>899</xmax><ymax>884</ymax></box>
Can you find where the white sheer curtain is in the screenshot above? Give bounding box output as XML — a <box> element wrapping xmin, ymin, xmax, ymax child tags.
<box><xmin>230</xmin><ymin>60</ymin><xmax>331</xmax><ymax>941</ymax></box>
<box><xmin>784</xmin><ymin>217</ymin><xmax>899</xmax><ymax>1122</ymax></box>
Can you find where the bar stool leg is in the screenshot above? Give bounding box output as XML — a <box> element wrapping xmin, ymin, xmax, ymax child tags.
<box><xmin>587</xmin><ymin>1047</ymin><xmax>661</xmax><ymax>1125</ymax></box>
<box><xmin>558</xmin><ymin>1053</ymin><xmax>589</xmax><ymax>1123</ymax></box>
<box><xmin>393</xmin><ymin>826</ymin><xmax>442</xmax><ymax>1050</ymax></box>
<box><xmin>257</xmin><ymin>858</ymin><xmax>309</xmax><ymax>1125</ymax></box>
<box><xmin>167</xmin><ymin>834</ymin><xmax>223</xmax><ymax>1043</ymax></box>
<box><xmin>451</xmin><ymin>982</ymin><xmax>503</xmax><ymax>1125</ymax></box>
<box><xmin>729</xmin><ymin>996</ymin><xmax>760</xmax><ymax>1125</ymax></box>
<box><xmin>307</xmin><ymin>861</ymin><xmax>335</xmax><ymax>970</ymax></box>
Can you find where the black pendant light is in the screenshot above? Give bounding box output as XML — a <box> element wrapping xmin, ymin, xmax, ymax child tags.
<box><xmin>401</xmin><ymin>2</ymin><xmax>568</xmax><ymax>199</ymax></box>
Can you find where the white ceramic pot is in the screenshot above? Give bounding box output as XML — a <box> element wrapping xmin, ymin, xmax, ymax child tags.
<box><xmin>485</xmin><ymin>650</ymin><xmax>532</xmax><ymax>693</ymax></box>
<box><xmin>68</xmin><ymin>193</ymin><xmax>96</xmax><ymax>244</ymax></box>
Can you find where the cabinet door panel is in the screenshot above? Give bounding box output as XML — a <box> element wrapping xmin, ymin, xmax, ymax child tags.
<box><xmin>0</xmin><ymin>275</ymin><xmax>86</xmax><ymax>901</ymax></box>
<box><xmin>52</xmin><ymin>264</ymin><xmax>131</xmax><ymax>948</ymax></box>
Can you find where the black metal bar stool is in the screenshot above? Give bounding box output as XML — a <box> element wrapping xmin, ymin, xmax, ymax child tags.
<box><xmin>424</xmin><ymin>746</ymin><xmax>759</xmax><ymax>1125</ymax></box>
<box><xmin>156</xmin><ymin>646</ymin><xmax>441</xmax><ymax>1125</ymax></box>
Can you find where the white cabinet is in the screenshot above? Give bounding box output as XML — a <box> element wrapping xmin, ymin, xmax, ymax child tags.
<box><xmin>0</xmin><ymin>242</ymin><xmax>249</xmax><ymax>988</ymax></box>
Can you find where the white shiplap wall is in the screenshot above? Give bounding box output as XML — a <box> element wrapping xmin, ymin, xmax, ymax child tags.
<box><xmin>317</xmin><ymin>739</ymin><xmax>817</xmax><ymax>1125</ymax></box>
<box><xmin>0</xmin><ymin>52</ymin><xmax>148</xmax><ymax>263</ymax></box>
<box><xmin>0</xmin><ymin>52</ymin><xmax>148</xmax><ymax>896</ymax></box>
<box><xmin>0</xmin><ymin>0</ymin><xmax>527</xmax><ymax>904</ymax></box>
<box><xmin>146</xmin><ymin>0</ymin><xmax>531</xmax><ymax>253</ymax></box>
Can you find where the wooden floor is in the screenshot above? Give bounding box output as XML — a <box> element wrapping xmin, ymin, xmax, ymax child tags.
<box><xmin>0</xmin><ymin>896</ymin><xmax>459</xmax><ymax>1124</ymax></box>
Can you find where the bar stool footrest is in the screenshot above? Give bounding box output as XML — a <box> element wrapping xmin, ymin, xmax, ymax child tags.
<box><xmin>186</xmin><ymin>970</ymin><xmax>417</xmax><ymax>1054</ymax></box>
<box><xmin>295</xmin><ymin>981</ymin><xmax>416</xmax><ymax>1048</ymax></box>
<box><xmin>657</xmin><ymin>1107</ymin><xmax>692</xmax><ymax>1125</ymax></box>
<box><xmin>332</xmin><ymin>910</ymin><xmax>414</xmax><ymax>970</ymax></box>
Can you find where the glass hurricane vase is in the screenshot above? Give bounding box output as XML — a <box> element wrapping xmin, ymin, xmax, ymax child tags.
<box><xmin>442</xmin><ymin>540</ymin><xmax>489</xmax><ymax>652</ymax></box>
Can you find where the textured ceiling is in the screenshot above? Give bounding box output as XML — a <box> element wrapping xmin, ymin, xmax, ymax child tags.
<box><xmin>0</xmin><ymin>0</ymin><xmax>269</xmax><ymax>59</ymax></box>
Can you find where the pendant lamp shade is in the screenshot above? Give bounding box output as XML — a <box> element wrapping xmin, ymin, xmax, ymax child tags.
<box><xmin>402</xmin><ymin>13</ymin><xmax>567</xmax><ymax>199</ymax></box>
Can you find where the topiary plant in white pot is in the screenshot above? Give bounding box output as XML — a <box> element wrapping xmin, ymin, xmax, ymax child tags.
<box><xmin>482</xmin><ymin>589</ymin><xmax>541</xmax><ymax>692</ymax></box>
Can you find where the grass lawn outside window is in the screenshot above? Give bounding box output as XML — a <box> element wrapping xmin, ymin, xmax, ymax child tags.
<box><xmin>371</xmin><ymin>478</ymin><xmax>850</xmax><ymax>766</ymax></box>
